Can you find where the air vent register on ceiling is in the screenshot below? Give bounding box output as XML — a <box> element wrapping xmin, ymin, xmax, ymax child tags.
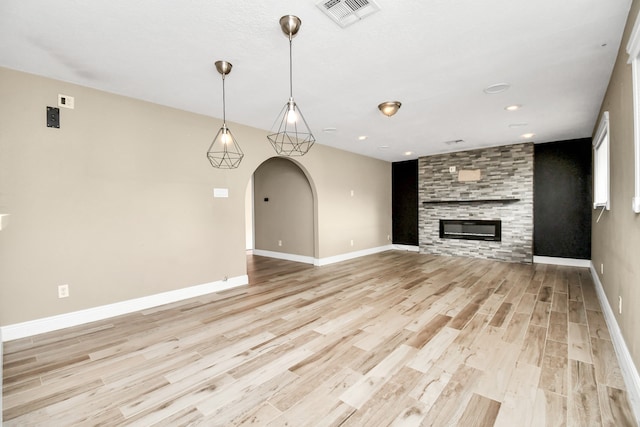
<box><xmin>317</xmin><ymin>0</ymin><xmax>381</xmax><ymax>28</ymax></box>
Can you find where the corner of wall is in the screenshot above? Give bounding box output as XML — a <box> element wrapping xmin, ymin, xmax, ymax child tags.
<box><xmin>315</xmin><ymin>245</ymin><xmax>394</xmax><ymax>266</ymax></box>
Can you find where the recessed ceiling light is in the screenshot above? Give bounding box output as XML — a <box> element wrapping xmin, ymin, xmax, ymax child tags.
<box><xmin>521</xmin><ymin>133</ymin><xmax>535</xmax><ymax>139</ymax></box>
<box><xmin>322</xmin><ymin>127</ymin><xmax>337</xmax><ymax>133</ymax></box>
<box><xmin>509</xmin><ymin>123</ymin><xmax>528</xmax><ymax>128</ymax></box>
<box><xmin>358</xmin><ymin>135</ymin><xmax>367</xmax><ymax>140</ymax></box>
<box><xmin>404</xmin><ymin>151</ymin><xmax>413</xmax><ymax>156</ymax></box>
<box><xmin>483</xmin><ymin>83</ymin><xmax>511</xmax><ymax>94</ymax></box>
<box><xmin>505</xmin><ymin>104</ymin><xmax>521</xmax><ymax>111</ymax></box>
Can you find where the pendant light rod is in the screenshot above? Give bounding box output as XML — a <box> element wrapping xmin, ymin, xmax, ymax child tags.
<box><xmin>222</xmin><ymin>70</ymin><xmax>227</xmax><ymax>123</ymax></box>
<box><xmin>289</xmin><ymin>37</ymin><xmax>293</xmax><ymax>98</ymax></box>
<box><xmin>280</xmin><ymin>15</ymin><xmax>301</xmax><ymax>99</ymax></box>
<box><xmin>215</xmin><ymin>60</ymin><xmax>232</xmax><ymax>124</ymax></box>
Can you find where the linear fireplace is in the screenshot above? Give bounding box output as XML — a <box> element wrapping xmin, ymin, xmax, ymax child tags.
<box><xmin>439</xmin><ymin>219</ymin><xmax>501</xmax><ymax>242</ymax></box>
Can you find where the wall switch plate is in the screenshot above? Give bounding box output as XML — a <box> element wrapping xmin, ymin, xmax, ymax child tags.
<box><xmin>58</xmin><ymin>284</ymin><xmax>69</xmax><ymax>298</ymax></box>
<box><xmin>449</xmin><ymin>166</ymin><xmax>456</xmax><ymax>173</ymax></box>
<box><xmin>213</xmin><ymin>188</ymin><xmax>229</xmax><ymax>198</ymax></box>
<box><xmin>58</xmin><ymin>94</ymin><xmax>75</xmax><ymax>109</ymax></box>
<box><xmin>619</xmin><ymin>296</ymin><xmax>622</xmax><ymax>314</ymax></box>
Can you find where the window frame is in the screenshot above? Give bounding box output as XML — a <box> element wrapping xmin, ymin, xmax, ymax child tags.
<box><xmin>626</xmin><ymin>10</ymin><xmax>640</xmax><ymax>213</ymax></box>
<box><xmin>593</xmin><ymin>111</ymin><xmax>610</xmax><ymax>210</ymax></box>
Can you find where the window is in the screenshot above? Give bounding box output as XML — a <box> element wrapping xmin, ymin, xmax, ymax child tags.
<box><xmin>626</xmin><ymin>10</ymin><xmax>640</xmax><ymax>213</ymax></box>
<box><xmin>593</xmin><ymin>111</ymin><xmax>610</xmax><ymax>209</ymax></box>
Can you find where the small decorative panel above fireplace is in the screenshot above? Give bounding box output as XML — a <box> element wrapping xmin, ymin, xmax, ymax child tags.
<box><xmin>439</xmin><ymin>219</ymin><xmax>501</xmax><ymax>241</ymax></box>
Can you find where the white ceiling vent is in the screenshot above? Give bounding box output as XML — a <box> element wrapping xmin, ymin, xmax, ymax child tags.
<box><xmin>317</xmin><ymin>0</ymin><xmax>381</xmax><ymax>28</ymax></box>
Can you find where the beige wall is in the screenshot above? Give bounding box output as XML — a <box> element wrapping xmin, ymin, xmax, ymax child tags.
<box><xmin>0</xmin><ymin>67</ymin><xmax>392</xmax><ymax>326</ymax></box>
<box><xmin>254</xmin><ymin>157</ymin><xmax>314</xmax><ymax>257</ymax></box>
<box><xmin>592</xmin><ymin>0</ymin><xmax>640</xmax><ymax>374</ymax></box>
<box><xmin>311</xmin><ymin>151</ymin><xmax>392</xmax><ymax>257</ymax></box>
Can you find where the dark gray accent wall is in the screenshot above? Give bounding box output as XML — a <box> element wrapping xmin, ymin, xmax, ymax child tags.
<box><xmin>534</xmin><ymin>139</ymin><xmax>592</xmax><ymax>259</ymax></box>
<box><xmin>419</xmin><ymin>143</ymin><xmax>534</xmax><ymax>263</ymax></box>
<box><xmin>392</xmin><ymin>160</ymin><xmax>418</xmax><ymax>246</ymax></box>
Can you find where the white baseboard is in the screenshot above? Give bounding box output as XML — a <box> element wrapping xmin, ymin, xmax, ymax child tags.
<box><xmin>533</xmin><ymin>256</ymin><xmax>591</xmax><ymax>267</ymax></box>
<box><xmin>253</xmin><ymin>245</ymin><xmax>395</xmax><ymax>267</ymax></box>
<box><xmin>393</xmin><ymin>244</ymin><xmax>420</xmax><ymax>252</ymax></box>
<box><xmin>315</xmin><ymin>245</ymin><xmax>393</xmax><ymax>266</ymax></box>
<box><xmin>590</xmin><ymin>262</ymin><xmax>640</xmax><ymax>423</ymax></box>
<box><xmin>252</xmin><ymin>249</ymin><xmax>315</xmax><ymax>265</ymax></box>
<box><xmin>0</xmin><ymin>275</ymin><xmax>248</xmax><ymax>342</ymax></box>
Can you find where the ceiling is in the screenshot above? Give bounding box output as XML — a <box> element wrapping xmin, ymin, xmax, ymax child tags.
<box><xmin>0</xmin><ymin>0</ymin><xmax>632</xmax><ymax>162</ymax></box>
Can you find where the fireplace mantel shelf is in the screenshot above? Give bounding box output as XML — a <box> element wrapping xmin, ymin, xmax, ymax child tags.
<box><xmin>422</xmin><ymin>197</ymin><xmax>520</xmax><ymax>205</ymax></box>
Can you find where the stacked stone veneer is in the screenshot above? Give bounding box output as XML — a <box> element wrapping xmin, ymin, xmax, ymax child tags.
<box><xmin>419</xmin><ymin>143</ymin><xmax>533</xmax><ymax>263</ymax></box>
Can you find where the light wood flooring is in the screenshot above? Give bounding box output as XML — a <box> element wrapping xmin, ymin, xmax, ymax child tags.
<box><xmin>2</xmin><ymin>251</ymin><xmax>637</xmax><ymax>426</ymax></box>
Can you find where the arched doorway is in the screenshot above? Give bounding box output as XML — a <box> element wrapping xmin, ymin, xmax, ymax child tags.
<box><xmin>245</xmin><ymin>157</ymin><xmax>316</xmax><ymax>263</ymax></box>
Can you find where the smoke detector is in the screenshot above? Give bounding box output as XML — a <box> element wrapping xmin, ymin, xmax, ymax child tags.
<box><xmin>317</xmin><ymin>0</ymin><xmax>381</xmax><ymax>28</ymax></box>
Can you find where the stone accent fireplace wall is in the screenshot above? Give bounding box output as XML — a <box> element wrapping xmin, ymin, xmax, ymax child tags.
<box><xmin>419</xmin><ymin>143</ymin><xmax>533</xmax><ymax>263</ymax></box>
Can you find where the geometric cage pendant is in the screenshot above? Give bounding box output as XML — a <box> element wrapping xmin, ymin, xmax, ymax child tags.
<box><xmin>207</xmin><ymin>60</ymin><xmax>244</xmax><ymax>169</ymax></box>
<box><xmin>267</xmin><ymin>98</ymin><xmax>315</xmax><ymax>156</ymax></box>
<box><xmin>267</xmin><ymin>15</ymin><xmax>315</xmax><ymax>156</ymax></box>
<box><xmin>207</xmin><ymin>124</ymin><xmax>244</xmax><ymax>169</ymax></box>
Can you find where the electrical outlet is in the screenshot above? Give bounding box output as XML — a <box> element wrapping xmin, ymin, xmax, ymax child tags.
<box><xmin>278</xmin><ymin>240</ymin><xmax>282</xmax><ymax>247</ymax></box>
<box><xmin>47</xmin><ymin>106</ymin><xmax>60</xmax><ymax>128</ymax></box>
<box><xmin>350</xmin><ymin>239</ymin><xmax>354</xmax><ymax>246</ymax></box>
<box><xmin>619</xmin><ymin>296</ymin><xmax>622</xmax><ymax>314</ymax></box>
<box><xmin>58</xmin><ymin>284</ymin><xmax>69</xmax><ymax>298</ymax></box>
<box><xmin>387</xmin><ymin>234</ymin><xmax>391</xmax><ymax>241</ymax></box>
<box><xmin>350</xmin><ymin>190</ymin><xmax>354</xmax><ymax>197</ymax></box>
<box><xmin>449</xmin><ymin>166</ymin><xmax>456</xmax><ymax>173</ymax></box>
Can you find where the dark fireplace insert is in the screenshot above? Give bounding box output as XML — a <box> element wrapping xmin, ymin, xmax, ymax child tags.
<box><xmin>439</xmin><ymin>219</ymin><xmax>501</xmax><ymax>241</ymax></box>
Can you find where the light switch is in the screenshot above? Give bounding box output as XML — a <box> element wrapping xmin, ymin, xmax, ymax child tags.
<box><xmin>213</xmin><ymin>188</ymin><xmax>229</xmax><ymax>198</ymax></box>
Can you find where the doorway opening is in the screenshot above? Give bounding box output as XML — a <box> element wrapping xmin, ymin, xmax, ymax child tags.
<box><xmin>245</xmin><ymin>157</ymin><xmax>318</xmax><ymax>269</ymax></box>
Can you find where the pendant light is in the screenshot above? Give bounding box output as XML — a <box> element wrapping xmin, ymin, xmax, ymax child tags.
<box><xmin>267</xmin><ymin>15</ymin><xmax>315</xmax><ymax>156</ymax></box>
<box><xmin>207</xmin><ymin>60</ymin><xmax>244</xmax><ymax>169</ymax></box>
